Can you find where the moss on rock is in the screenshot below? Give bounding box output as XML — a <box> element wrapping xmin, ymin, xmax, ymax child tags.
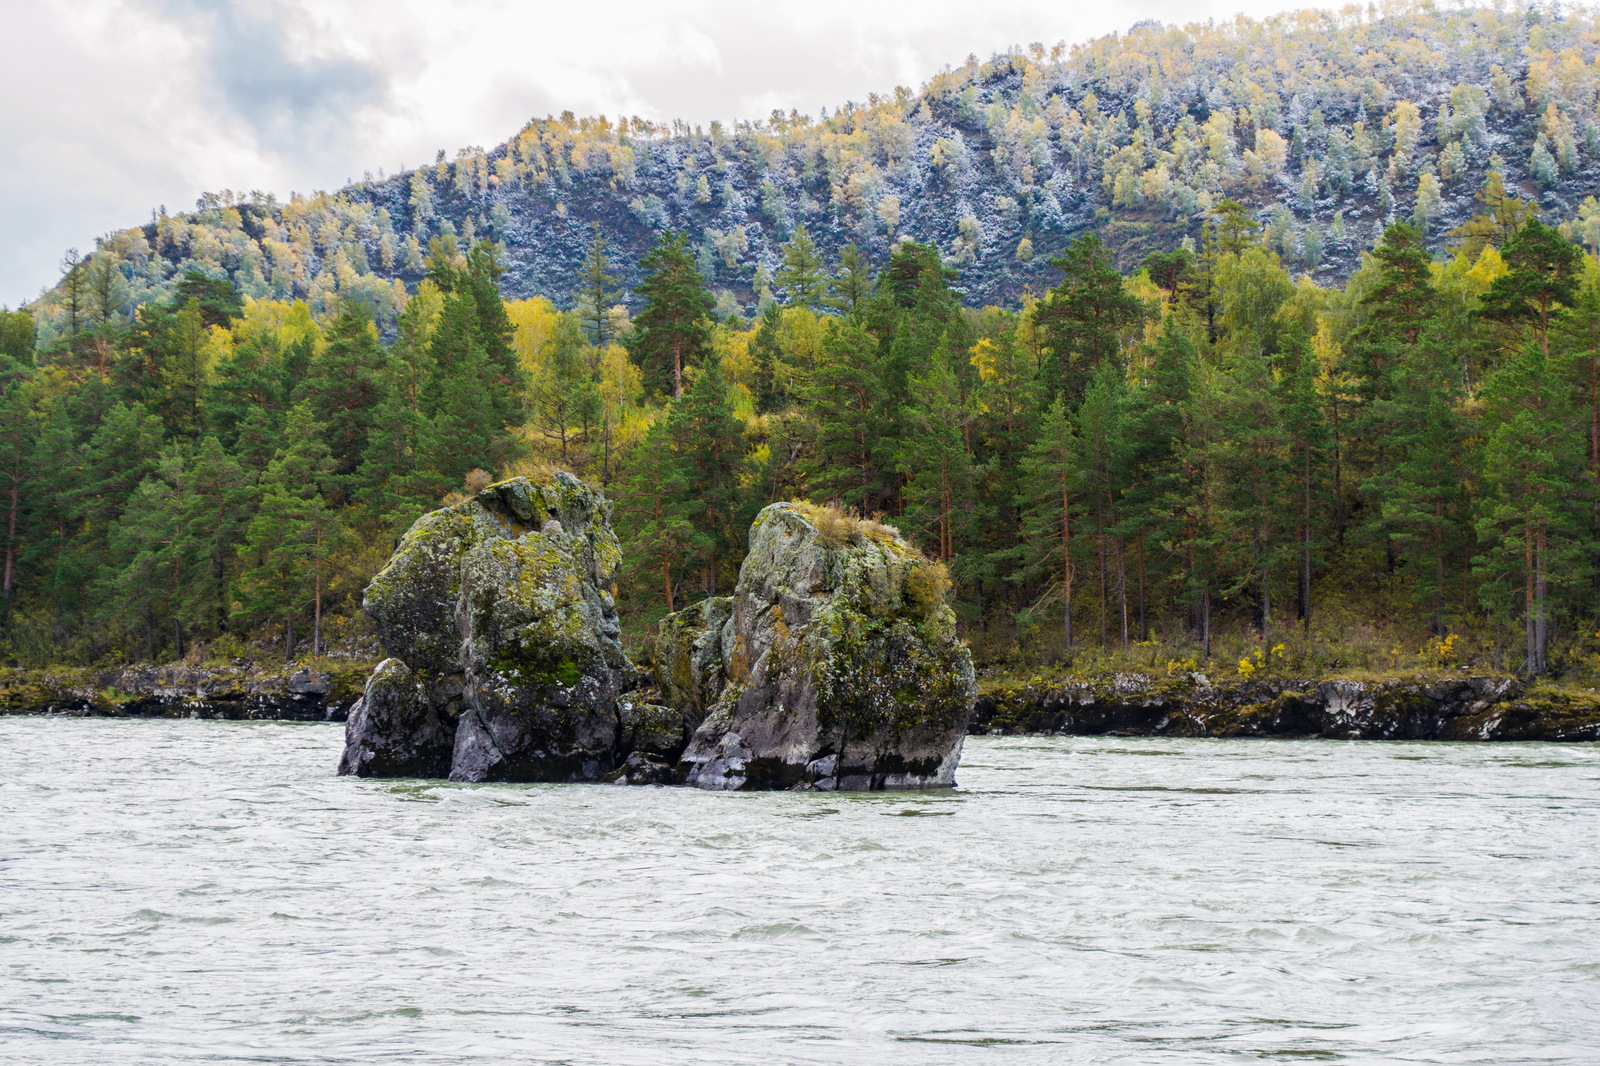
<box><xmin>340</xmin><ymin>471</ymin><xmax>638</xmax><ymax>782</ymax></box>
<box><xmin>671</xmin><ymin>502</ymin><xmax>977</xmax><ymax>791</ymax></box>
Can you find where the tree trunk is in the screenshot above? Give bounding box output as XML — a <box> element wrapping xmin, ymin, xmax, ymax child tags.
<box><xmin>1534</xmin><ymin>527</ymin><xmax>1548</xmax><ymax>676</ymax></box>
<box><xmin>1116</xmin><ymin>542</ymin><xmax>1129</xmax><ymax>651</ymax></box>
<box><xmin>1433</xmin><ymin>500</ymin><xmax>1446</xmax><ymax>636</ymax></box>
<box><xmin>1301</xmin><ymin>443</ymin><xmax>1312</xmax><ymax>634</ymax></box>
<box><xmin>661</xmin><ymin>553</ymin><xmax>675</xmax><ymax>614</ymax></box>
<box><xmin>1258</xmin><ymin>556</ymin><xmax>1271</xmax><ymax>638</ymax></box>
<box><xmin>314</xmin><ymin>570</ymin><xmax>323</xmax><ymax>658</ymax></box>
<box><xmin>1096</xmin><ymin>507</ymin><xmax>1108</xmax><ymax>650</ymax></box>
<box><xmin>1060</xmin><ymin>476</ymin><xmax>1074</xmax><ymax>652</ymax></box>
<box><xmin>1137</xmin><ymin>539</ymin><xmax>1147</xmax><ymax>643</ymax></box>
<box><xmin>286</xmin><ymin>616</ymin><xmax>297</xmax><ymax>663</ymax></box>
<box><xmin>1331</xmin><ymin>402</ymin><xmax>1345</xmax><ymax>546</ymax></box>
<box><xmin>2</xmin><ymin>479</ymin><xmax>17</xmax><ymax>599</ymax></box>
<box><xmin>1524</xmin><ymin>529</ymin><xmax>1536</xmax><ymax>677</ymax></box>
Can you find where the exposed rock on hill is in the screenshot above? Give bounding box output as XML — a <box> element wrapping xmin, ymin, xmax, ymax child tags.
<box><xmin>338</xmin><ymin>472</ymin><xmax>640</xmax><ymax>782</ymax></box>
<box><xmin>31</xmin><ymin>6</ymin><xmax>1600</xmax><ymax>337</ymax></box>
<box><xmin>666</xmin><ymin>502</ymin><xmax>977</xmax><ymax>791</ymax></box>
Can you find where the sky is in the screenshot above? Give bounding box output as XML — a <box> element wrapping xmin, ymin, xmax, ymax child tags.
<box><xmin>1</xmin><ymin>0</ymin><xmax>1303</xmax><ymax>307</ymax></box>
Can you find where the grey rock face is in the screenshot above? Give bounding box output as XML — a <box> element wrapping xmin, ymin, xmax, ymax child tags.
<box><xmin>966</xmin><ymin>673</ymin><xmax>1600</xmax><ymax>741</ymax></box>
<box><xmin>338</xmin><ymin>472</ymin><xmax>634</xmax><ymax>782</ymax></box>
<box><xmin>665</xmin><ymin>502</ymin><xmax>977</xmax><ymax>791</ymax></box>
<box><xmin>338</xmin><ymin>659</ymin><xmax>455</xmax><ymax>777</ymax></box>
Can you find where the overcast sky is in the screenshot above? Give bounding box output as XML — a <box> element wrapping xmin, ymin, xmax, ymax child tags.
<box><xmin>2</xmin><ymin>0</ymin><xmax>1302</xmax><ymax>307</ymax></box>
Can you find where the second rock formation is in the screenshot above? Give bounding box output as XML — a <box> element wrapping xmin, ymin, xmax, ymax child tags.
<box><xmin>663</xmin><ymin>502</ymin><xmax>977</xmax><ymax>790</ymax></box>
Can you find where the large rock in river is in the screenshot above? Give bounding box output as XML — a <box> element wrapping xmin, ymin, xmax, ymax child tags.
<box><xmin>666</xmin><ymin>502</ymin><xmax>977</xmax><ymax>791</ymax></box>
<box><xmin>338</xmin><ymin>473</ymin><xmax>634</xmax><ymax>782</ymax></box>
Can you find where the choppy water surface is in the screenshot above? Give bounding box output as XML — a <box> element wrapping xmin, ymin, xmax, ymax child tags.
<box><xmin>1</xmin><ymin>721</ymin><xmax>1597</xmax><ymax>1064</ymax></box>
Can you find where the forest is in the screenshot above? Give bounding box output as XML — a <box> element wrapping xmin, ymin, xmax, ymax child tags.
<box><xmin>2</xmin><ymin>166</ymin><xmax>1598</xmax><ymax>682</ymax></box>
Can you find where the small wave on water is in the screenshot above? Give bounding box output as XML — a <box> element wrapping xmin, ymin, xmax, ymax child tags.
<box><xmin>0</xmin><ymin>719</ymin><xmax>1596</xmax><ymax>1064</ymax></box>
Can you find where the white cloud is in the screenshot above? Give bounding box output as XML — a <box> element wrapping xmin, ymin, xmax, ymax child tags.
<box><xmin>0</xmin><ymin>0</ymin><xmax>1299</xmax><ymax>306</ymax></box>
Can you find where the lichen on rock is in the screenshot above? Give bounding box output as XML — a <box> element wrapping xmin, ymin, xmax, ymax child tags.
<box><xmin>339</xmin><ymin>472</ymin><xmax>637</xmax><ymax>782</ymax></box>
<box><xmin>667</xmin><ymin>502</ymin><xmax>977</xmax><ymax>791</ymax></box>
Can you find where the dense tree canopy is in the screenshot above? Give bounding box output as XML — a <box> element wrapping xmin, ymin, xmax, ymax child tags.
<box><xmin>6</xmin><ymin>169</ymin><xmax>1600</xmax><ymax>686</ymax></box>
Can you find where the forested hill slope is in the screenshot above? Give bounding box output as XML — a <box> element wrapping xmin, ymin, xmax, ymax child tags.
<box><xmin>27</xmin><ymin>3</ymin><xmax>1600</xmax><ymax>336</ymax></box>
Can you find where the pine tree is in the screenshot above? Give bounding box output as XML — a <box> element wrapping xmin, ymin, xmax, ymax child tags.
<box><xmin>172</xmin><ymin>268</ymin><xmax>243</xmax><ymax>328</ymax></box>
<box><xmin>0</xmin><ymin>378</ymin><xmax>38</xmax><ymax>601</ymax></box>
<box><xmin>966</xmin><ymin>322</ymin><xmax>1044</xmax><ymax>605</ymax></box>
<box><xmin>775</xmin><ymin>225</ymin><xmax>827</xmax><ymax>311</ymax></box>
<box><xmin>1375</xmin><ymin>341</ymin><xmax>1469</xmax><ymax>634</ymax></box>
<box><xmin>207</xmin><ymin>333</ymin><xmax>304</xmax><ymax>451</ymax></box>
<box><xmin>618</xmin><ymin>421</ymin><xmax>693</xmax><ymax>613</ymax></box>
<box><xmin>181</xmin><ymin>436</ymin><xmax>252</xmax><ymax>636</ymax></box>
<box><xmin>300</xmin><ymin>303</ymin><xmax>391</xmax><ymax>483</ymax></box>
<box><xmin>1209</xmin><ymin>347</ymin><xmax>1291</xmax><ymax>636</ymax></box>
<box><xmin>631</xmin><ymin>232</ymin><xmax>714</xmax><ymax>398</ymax></box>
<box><xmin>1344</xmin><ymin>222</ymin><xmax>1440</xmax><ymax>568</ymax></box>
<box><xmin>358</xmin><ymin>385</ymin><xmax>444</xmax><ymax>536</ymax></box>
<box><xmin>1017</xmin><ymin>396</ymin><xmax>1080</xmax><ymax>652</ymax></box>
<box><xmin>236</xmin><ymin>404</ymin><xmax>350</xmax><ymax>659</ymax></box>
<box><xmin>1118</xmin><ymin>319</ymin><xmax>1199</xmax><ymax>641</ymax></box>
<box><xmin>800</xmin><ymin>320</ymin><xmax>892</xmax><ymax>514</ymax></box>
<box><xmin>422</xmin><ymin>289</ymin><xmax>519</xmax><ymax>482</ymax></box>
<box><xmin>1554</xmin><ymin>271</ymin><xmax>1600</xmax><ymax>528</ymax></box>
<box><xmin>67</xmin><ymin>402</ymin><xmax>165</xmax><ymax>554</ymax></box>
<box><xmin>827</xmin><ymin>243</ymin><xmax>875</xmax><ymax>315</ymax></box>
<box><xmin>576</xmin><ymin>222</ymin><xmax>622</xmax><ymax>347</ymax></box>
<box><xmin>666</xmin><ymin>364</ymin><xmax>752</xmax><ymax>595</ymax></box>
<box><xmin>1037</xmin><ymin>233</ymin><xmax>1144</xmax><ymax>405</ymax></box>
<box><xmin>896</xmin><ymin>345</ymin><xmax>975</xmax><ymax>563</ymax></box>
<box><xmin>1478</xmin><ymin>219</ymin><xmax>1584</xmax><ymax>357</ymax></box>
<box><xmin>1074</xmin><ymin>361</ymin><xmax>1134</xmax><ymax>649</ymax></box>
<box><xmin>460</xmin><ymin>242</ymin><xmax>522</xmax><ymax>397</ymax></box>
<box><xmin>1276</xmin><ymin>329</ymin><xmax>1330</xmax><ymax>632</ymax></box>
<box><xmin>1475</xmin><ymin>344</ymin><xmax>1584</xmax><ymax>676</ymax></box>
<box><xmin>107</xmin><ymin>451</ymin><xmax>191</xmax><ymax>658</ymax></box>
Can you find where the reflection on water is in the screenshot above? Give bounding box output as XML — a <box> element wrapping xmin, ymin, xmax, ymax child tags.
<box><xmin>1</xmin><ymin>719</ymin><xmax>1596</xmax><ymax>1064</ymax></box>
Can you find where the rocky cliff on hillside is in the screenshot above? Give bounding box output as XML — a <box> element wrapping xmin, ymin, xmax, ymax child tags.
<box><xmin>338</xmin><ymin>472</ymin><xmax>654</xmax><ymax>782</ymax></box>
<box><xmin>32</xmin><ymin>6</ymin><xmax>1600</xmax><ymax>338</ymax></box>
<box><xmin>971</xmin><ymin>673</ymin><xmax>1600</xmax><ymax>741</ymax></box>
<box><xmin>665</xmin><ymin>502</ymin><xmax>977</xmax><ymax>791</ymax></box>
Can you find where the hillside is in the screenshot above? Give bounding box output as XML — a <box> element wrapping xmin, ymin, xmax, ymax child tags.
<box><xmin>25</xmin><ymin>2</ymin><xmax>1600</xmax><ymax>337</ymax></box>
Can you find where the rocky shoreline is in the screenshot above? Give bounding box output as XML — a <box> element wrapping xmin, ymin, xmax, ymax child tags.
<box><xmin>970</xmin><ymin>673</ymin><xmax>1600</xmax><ymax>742</ymax></box>
<box><xmin>0</xmin><ymin>661</ymin><xmax>371</xmax><ymax>722</ymax></box>
<box><xmin>6</xmin><ymin>662</ymin><xmax>1600</xmax><ymax>745</ymax></box>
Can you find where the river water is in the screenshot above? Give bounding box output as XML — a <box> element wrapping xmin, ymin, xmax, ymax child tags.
<box><xmin>1</xmin><ymin>719</ymin><xmax>1596</xmax><ymax>1065</ymax></box>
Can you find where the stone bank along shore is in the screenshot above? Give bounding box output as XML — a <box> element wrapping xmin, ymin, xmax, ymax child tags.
<box><xmin>6</xmin><ymin>663</ymin><xmax>1599</xmax><ymax>743</ymax></box>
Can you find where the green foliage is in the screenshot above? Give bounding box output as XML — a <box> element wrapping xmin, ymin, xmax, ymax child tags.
<box><xmin>0</xmin><ymin>310</ymin><xmax>34</xmax><ymax>369</ymax></box>
<box><xmin>9</xmin><ymin>159</ymin><xmax>1600</xmax><ymax>686</ymax></box>
<box><xmin>1478</xmin><ymin>219</ymin><xmax>1585</xmax><ymax>355</ymax></box>
<box><xmin>630</xmin><ymin>232</ymin><xmax>714</xmax><ymax>398</ymax></box>
<box><xmin>1038</xmin><ymin>233</ymin><xmax>1144</xmax><ymax>404</ymax></box>
<box><xmin>775</xmin><ymin>225</ymin><xmax>827</xmax><ymax>312</ymax></box>
<box><xmin>576</xmin><ymin>223</ymin><xmax>622</xmax><ymax>347</ymax></box>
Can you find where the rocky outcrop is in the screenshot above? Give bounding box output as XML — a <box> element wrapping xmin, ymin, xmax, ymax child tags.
<box><xmin>970</xmin><ymin>673</ymin><xmax>1600</xmax><ymax>742</ymax></box>
<box><xmin>664</xmin><ymin>502</ymin><xmax>977</xmax><ymax>791</ymax></box>
<box><xmin>339</xmin><ymin>472</ymin><xmax>653</xmax><ymax>782</ymax></box>
<box><xmin>0</xmin><ymin>662</ymin><xmax>367</xmax><ymax>720</ymax></box>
